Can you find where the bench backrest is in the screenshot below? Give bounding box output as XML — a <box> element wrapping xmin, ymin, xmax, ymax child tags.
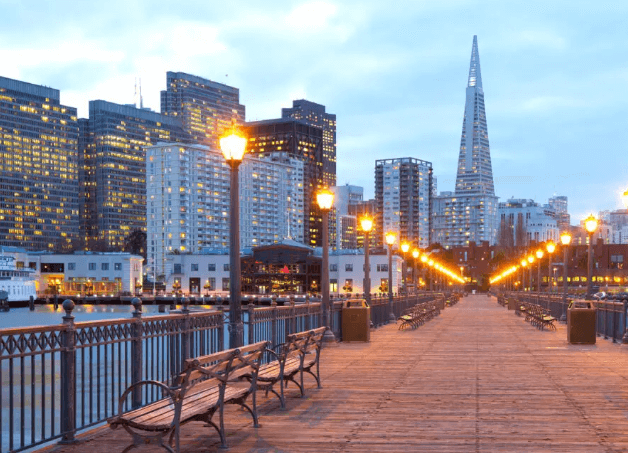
<box><xmin>282</xmin><ymin>327</ymin><xmax>325</xmax><ymax>363</ymax></box>
<box><xmin>177</xmin><ymin>340</ymin><xmax>269</xmax><ymax>391</ymax></box>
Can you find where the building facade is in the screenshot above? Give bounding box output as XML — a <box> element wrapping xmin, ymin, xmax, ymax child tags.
<box><xmin>332</xmin><ymin>184</ymin><xmax>363</xmax><ymax>250</ymax></box>
<box><xmin>432</xmin><ymin>36</ymin><xmax>499</xmax><ymax>248</ymax></box>
<box><xmin>548</xmin><ymin>195</ymin><xmax>570</xmax><ymax>231</ymax></box>
<box><xmin>244</xmin><ymin>118</ymin><xmax>324</xmax><ymax>247</ymax></box>
<box><xmin>498</xmin><ymin>198</ymin><xmax>559</xmax><ymax>245</ymax></box>
<box><xmin>146</xmin><ymin>143</ymin><xmax>304</xmax><ymax>277</ymax></box>
<box><xmin>160</xmin><ymin>72</ymin><xmax>245</xmax><ymax>147</ymax></box>
<box><xmin>79</xmin><ymin>100</ymin><xmax>187</xmax><ymax>250</ymax></box>
<box><xmin>0</xmin><ymin>76</ymin><xmax>79</xmax><ymax>251</ymax></box>
<box><xmin>375</xmin><ymin>157</ymin><xmax>433</xmax><ymax>248</ymax></box>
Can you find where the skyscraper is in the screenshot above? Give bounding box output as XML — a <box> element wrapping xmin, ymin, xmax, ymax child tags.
<box><xmin>0</xmin><ymin>76</ymin><xmax>79</xmax><ymax>250</ymax></box>
<box><xmin>160</xmin><ymin>72</ymin><xmax>245</xmax><ymax>147</ymax></box>
<box><xmin>432</xmin><ymin>36</ymin><xmax>499</xmax><ymax>247</ymax></box>
<box><xmin>243</xmin><ymin>118</ymin><xmax>324</xmax><ymax>247</ymax></box>
<box><xmin>80</xmin><ymin>101</ymin><xmax>187</xmax><ymax>249</ymax></box>
<box><xmin>375</xmin><ymin>157</ymin><xmax>433</xmax><ymax>248</ymax></box>
<box><xmin>281</xmin><ymin>100</ymin><xmax>336</xmax><ymax>189</ymax></box>
<box><xmin>332</xmin><ymin>184</ymin><xmax>363</xmax><ymax>250</ymax></box>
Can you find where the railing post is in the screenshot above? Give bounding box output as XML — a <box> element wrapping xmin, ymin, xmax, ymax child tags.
<box><xmin>622</xmin><ymin>299</ymin><xmax>628</xmax><ymax>344</ymax></box>
<box><xmin>217</xmin><ymin>306</ymin><xmax>225</xmax><ymax>351</ymax></box>
<box><xmin>271</xmin><ymin>301</ymin><xmax>278</xmax><ymax>347</ymax></box>
<box><xmin>248</xmin><ymin>303</ymin><xmax>255</xmax><ymax>345</ymax></box>
<box><xmin>59</xmin><ymin>300</ymin><xmax>77</xmax><ymax>444</ymax></box>
<box><xmin>131</xmin><ymin>297</ymin><xmax>143</xmax><ymax>408</ymax></box>
<box><xmin>181</xmin><ymin>297</ymin><xmax>191</xmax><ymax>363</ymax></box>
<box><xmin>290</xmin><ymin>300</ymin><xmax>297</xmax><ymax>335</ymax></box>
<box><xmin>305</xmin><ymin>298</ymin><xmax>311</xmax><ymax>331</ymax></box>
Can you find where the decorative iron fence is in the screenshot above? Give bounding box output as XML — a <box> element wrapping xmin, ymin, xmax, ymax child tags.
<box><xmin>0</xmin><ymin>292</ymin><xmax>439</xmax><ymax>452</ymax></box>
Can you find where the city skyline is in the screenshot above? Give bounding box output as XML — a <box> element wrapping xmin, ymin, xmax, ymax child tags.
<box><xmin>1</xmin><ymin>0</ymin><xmax>627</xmax><ymax>223</ymax></box>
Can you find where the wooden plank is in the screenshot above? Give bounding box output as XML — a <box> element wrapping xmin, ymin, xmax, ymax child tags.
<box><xmin>40</xmin><ymin>294</ymin><xmax>628</xmax><ymax>452</ymax></box>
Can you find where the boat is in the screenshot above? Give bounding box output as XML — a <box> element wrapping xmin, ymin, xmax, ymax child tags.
<box><xmin>0</xmin><ymin>254</ymin><xmax>37</xmax><ymax>306</ymax></box>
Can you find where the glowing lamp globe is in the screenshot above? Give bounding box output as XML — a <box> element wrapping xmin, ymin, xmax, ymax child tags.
<box><xmin>521</xmin><ymin>259</ymin><xmax>527</xmax><ymax>267</ymax></box>
<box><xmin>412</xmin><ymin>249</ymin><xmax>419</xmax><ymax>259</ymax></box>
<box><xmin>560</xmin><ymin>232</ymin><xmax>572</xmax><ymax>246</ymax></box>
<box><xmin>220</xmin><ymin>132</ymin><xmax>247</xmax><ymax>162</ymax></box>
<box><xmin>546</xmin><ymin>242</ymin><xmax>556</xmax><ymax>254</ymax></box>
<box><xmin>385</xmin><ymin>232</ymin><xmax>396</xmax><ymax>246</ymax></box>
<box><xmin>584</xmin><ymin>214</ymin><xmax>598</xmax><ymax>234</ymax></box>
<box><xmin>316</xmin><ymin>190</ymin><xmax>334</xmax><ymax>211</ymax></box>
<box><xmin>535</xmin><ymin>249</ymin><xmax>544</xmax><ymax>259</ymax></box>
<box><xmin>401</xmin><ymin>242</ymin><xmax>410</xmax><ymax>254</ymax></box>
<box><xmin>360</xmin><ymin>216</ymin><xmax>373</xmax><ymax>233</ymax></box>
<box><xmin>528</xmin><ymin>255</ymin><xmax>535</xmax><ymax>264</ymax></box>
<box><xmin>421</xmin><ymin>255</ymin><xmax>428</xmax><ymax>263</ymax></box>
<box><xmin>623</xmin><ymin>188</ymin><xmax>628</xmax><ymax>208</ymax></box>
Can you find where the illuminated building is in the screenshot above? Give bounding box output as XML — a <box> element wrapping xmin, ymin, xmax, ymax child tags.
<box><xmin>243</xmin><ymin>118</ymin><xmax>324</xmax><ymax>247</ymax></box>
<box><xmin>0</xmin><ymin>76</ymin><xmax>79</xmax><ymax>251</ymax></box>
<box><xmin>79</xmin><ymin>101</ymin><xmax>186</xmax><ymax>250</ymax></box>
<box><xmin>332</xmin><ymin>184</ymin><xmax>363</xmax><ymax>250</ymax></box>
<box><xmin>146</xmin><ymin>143</ymin><xmax>304</xmax><ymax>277</ymax></box>
<box><xmin>160</xmin><ymin>72</ymin><xmax>245</xmax><ymax>147</ymax></box>
<box><xmin>375</xmin><ymin>157</ymin><xmax>433</xmax><ymax>248</ymax></box>
<box><xmin>348</xmin><ymin>199</ymin><xmax>377</xmax><ymax>250</ymax></box>
<box><xmin>432</xmin><ymin>36</ymin><xmax>499</xmax><ymax>247</ymax></box>
<box><xmin>498</xmin><ymin>198</ymin><xmax>559</xmax><ymax>245</ymax></box>
<box><xmin>281</xmin><ymin>100</ymin><xmax>336</xmax><ymax>189</ymax></box>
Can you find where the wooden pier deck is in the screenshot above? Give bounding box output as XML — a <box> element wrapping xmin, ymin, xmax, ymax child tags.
<box><xmin>41</xmin><ymin>294</ymin><xmax>628</xmax><ymax>452</ymax></box>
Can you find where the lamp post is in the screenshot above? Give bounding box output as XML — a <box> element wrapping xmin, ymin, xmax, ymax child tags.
<box><xmin>401</xmin><ymin>242</ymin><xmax>410</xmax><ymax>302</ymax></box>
<box><xmin>221</xmin><ymin>131</ymin><xmax>247</xmax><ymax>348</ymax></box>
<box><xmin>521</xmin><ymin>259</ymin><xmax>527</xmax><ymax>291</ymax></box>
<box><xmin>536</xmin><ymin>249</ymin><xmax>544</xmax><ymax>302</ymax></box>
<box><xmin>412</xmin><ymin>249</ymin><xmax>420</xmax><ymax>295</ymax></box>
<box><xmin>546</xmin><ymin>242</ymin><xmax>555</xmax><ymax>293</ymax></box>
<box><xmin>360</xmin><ymin>216</ymin><xmax>373</xmax><ymax>305</ymax></box>
<box><xmin>317</xmin><ymin>189</ymin><xmax>336</xmax><ymax>342</ymax></box>
<box><xmin>527</xmin><ymin>255</ymin><xmax>535</xmax><ymax>294</ymax></box>
<box><xmin>421</xmin><ymin>254</ymin><xmax>428</xmax><ymax>292</ymax></box>
<box><xmin>584</xmin><ymin>214</ymin><xmax>598</xmax><ymax>299</ymax></box>
<box><xmin>560</xmin><ymin>232</ymin><xmax>571</xmax><ymax>322</ymax></box>
<box><xmin>385</xmin><ymin>232</ymin><xmax>396</xmax><ymax>321</ymax></box>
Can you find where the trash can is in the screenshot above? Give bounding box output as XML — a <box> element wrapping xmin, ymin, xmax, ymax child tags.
<box><xmin>507</xmin><ymin>298</ymin><xmax>518</xmax><ymax>311</ymax></box>
<box><xmin>342</xmin><ymin>299</ymin><xmax>370</xmax><ymax>342</ymax></box>
<box><xmin>567</xmin><ymin>301</ymin><xmax>596</xmax><ymax>344</ymax></box>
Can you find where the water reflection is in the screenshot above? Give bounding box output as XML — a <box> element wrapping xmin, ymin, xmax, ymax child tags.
<box><xmin>0</xmin><ymin>304</ymin><xmax>218</xmax><ymax>329</ymax></box>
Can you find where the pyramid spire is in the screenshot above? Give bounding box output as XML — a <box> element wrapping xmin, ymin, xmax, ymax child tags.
<box><xmin>467</xmin><ymin>35</ymin><xmax>482</xmax><ymax>89</ymax></box>
<box><xmin>455</xmin><ymin>35</ymin><xmax>494</xmax><ymax>196</ymax></box>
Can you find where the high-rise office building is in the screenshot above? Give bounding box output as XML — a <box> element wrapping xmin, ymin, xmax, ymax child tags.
<box><xmin>243</xmin><ymin>118</ymin><xmax>324</xmax><ymax>247</ymax></box>
<box><xmin>332</xmin><ymin>184</ymin><xmax>363</xmax><ymax>249</ymax></box>
<box><xmin>160</xmin><ymin>72</ymin><xmax>245</xmax><ymax>147</ymax></box>
<box><xmin>432</xmin><ymin>36</ymin><xmax>499</xmax><ymax>247</ymax></box>
<box><xmin>375</xmin><ymin>157</ymin><xmax>433</xmax><ymax>248</ymax></box>
<box><xmin>146</xmin><ymin>143</ymin><xmax>304</xmax><ymax>276</ymax></box>
<box><xmin>548</xmin><ymin>195</ymin><xmax>570</xmax><ymax>231</ymax></box>
<box><xmin>498</xmin><ymin>198</ymin><xmax>558</xmax><ymax>245</ymax></box>
<box><xmin>80</xmin><ymin>101</ymin><xmax>186</xmax><ymax>249</ymax></box>
<box><xmin>0</xmin><ymin>76</ymin><xmax>79</xmax><ymax>250</ymax></box>
<box><xmin>282</xmin><ymin>100</ymin><xmax>336</xmax><ymax>189</ymax></box>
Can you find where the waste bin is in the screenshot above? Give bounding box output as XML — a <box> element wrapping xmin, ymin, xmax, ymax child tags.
<box><xmin>567</xmin><ymin>301</ymin><xmax>596</xmax><ymax>344</ymax></box>
<box><xmin>342</xmin><ymin>299</ymin><xmax>370</xmax><ymax>342</ymax></box>
<box><xmin>507</xmin><ymin>298</ymin><xmax>518</xmax><ymax>311</ymax></box>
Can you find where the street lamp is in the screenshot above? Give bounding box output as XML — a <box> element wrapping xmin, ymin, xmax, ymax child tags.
<box><xmin>535</xmin><ymin>249</ymin><xmax>544</xmax><ymax>294</ymax></box>
<box><xmin>317</xmin><ymin>189</ymin><xmax>335</xmax><ymax>342</ymax></box>
<box><xmin>560</xmin><ymin>232</ymin><xmax>572</xmax><ymax>321</ymax></box>
<box><xmin>413</xmin><ymin>249</ymin><xmax>420</xmax><ymax>294</ymax></box>
<box><xmin>221</xmin><ymin>130</ymin><xmax>247</xmax><ymax>348</ymax></box>
<box><xmin>521</xmin><ymin>259</ymin><xmax>527</xmax><ymax>292</ymax></box>
<box><xmin>428</xmin><ymin>259</ymin><xmax>435</xmax><ymax>292</ymax></box>
<box><xmin>421</xmin><ymin>254</ymin><xmax>428</xmax><ymax>291</ymax></box>
<box><xmin>401</xmin><ymin>242</ymin><xmax>410</xmax><ymax>302</ymax></box>
<box><xmin>527</xmin><ymin>255</ymin><xmax>535</xmax><ymax>294</ymax></box>
<box><xmin>546</xmin><ymin>242</ymin><xmax>556</xmax><ymax>293</ymax></box>
<box><xmin>584</xmin><ymin>214</ymin><xmax>598</xmax><ymax>299</ymax></box>
<box><xmin>385</xmin><ymin>232</ymin><xmax>396</xmax><ymax>321</ymax></box>
<box><xmin>360</xmin><ymin>216</ymin><xmax>373</xmax><ymax>305</ymax></box>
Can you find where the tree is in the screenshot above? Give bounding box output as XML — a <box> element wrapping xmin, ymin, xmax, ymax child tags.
<box><xmin>124</xmin><ymin>229</ymin><xmax>147</xmax><ymax>261</ymax></box>
<box><xmin>498</xmin><ymin>218</ymin><xmax>514</xmax><ymax>248</ymax></box>
<box><xmin>515</xmin><ymin>213</ymin><xmax>528</xmax><ymax>247</ymax></box>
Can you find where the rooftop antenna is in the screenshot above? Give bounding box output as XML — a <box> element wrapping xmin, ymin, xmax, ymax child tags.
<box><xmin>139</xmin><ymin>78</ymin><xmax>144</xmax><ymax>109</ymax></box>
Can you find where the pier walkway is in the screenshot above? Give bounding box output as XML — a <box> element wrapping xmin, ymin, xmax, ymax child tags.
<box><xmin>42</xmin><ymin>294</ymin><xmax>628</xmax><ymax>452</ymax></box>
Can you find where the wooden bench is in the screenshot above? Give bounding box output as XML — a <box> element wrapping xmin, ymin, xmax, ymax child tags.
<box><xmin>397</xmin><ymin>302</ymin><xmax>439</xmax><ymax>330</ymax></box>
<box><xmin>245</xmin><ymin>326</ymin><xmax>326</xmax><ymax>409</ymax></box>
<box><xmin>517</xmin><ymin>301</ymin><xmax>556</xmax><ymax>331</ymax></box>
<box><xmin>108</xmin><ymin>340</ymin><xmax>268</xmax><ymax>452</ymax></box>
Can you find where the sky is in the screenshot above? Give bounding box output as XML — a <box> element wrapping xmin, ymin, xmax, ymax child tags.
<box><xmin>1</xmin><ymin>0</ymin><xmax>627</xmax><ymax>223</ymax></box>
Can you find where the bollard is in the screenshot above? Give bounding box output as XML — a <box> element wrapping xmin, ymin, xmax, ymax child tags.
<box><xmin>53</xmin><ymin>294</ymin><xmax>59</xmax><ymax>310</ymax></box>
<box><xmin>29</xmin><ymin>295</ymin><xmax>34</xmax><ymax>311</ymax></box>
<box><xmin>59</xmin><ymin>300</ymin><xmax>77</xmax><ymax>444</ymax></box>
<box><xmin>158</xmin><ymin>304</ymin><xmax>166</xmax><ymax>313</ymax></box>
